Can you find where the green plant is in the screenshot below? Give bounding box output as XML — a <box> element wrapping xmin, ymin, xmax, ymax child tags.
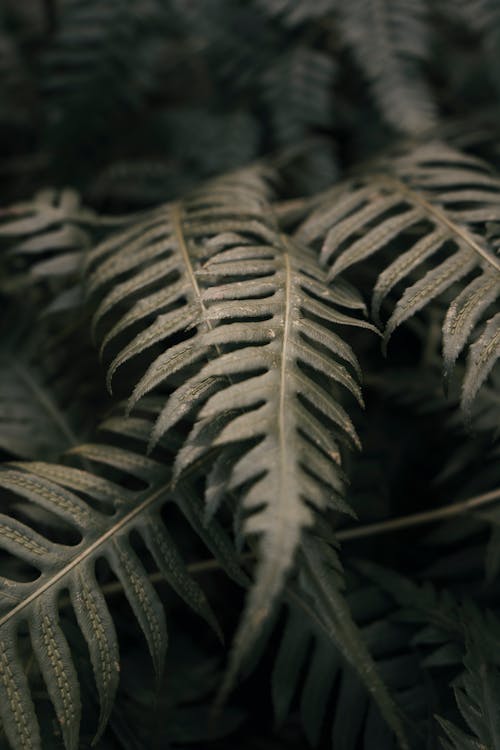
<box><xmin>0</xmin><ymin>2</ymin><xmax>499</xmax><ymax>749</ymax></box>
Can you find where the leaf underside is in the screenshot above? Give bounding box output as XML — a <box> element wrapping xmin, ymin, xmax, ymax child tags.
<box><xmin>85</xmin><ymin>167</ymin><xmax>373</xmax><ymax>698</ymax></box>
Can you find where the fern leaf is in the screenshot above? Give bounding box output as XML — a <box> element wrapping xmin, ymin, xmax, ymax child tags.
<box><xmin>166</xmin><ymin>233</ymin><xmax>370</xmax><ymax>696</ymax></box>
<box><xmin>0</xmin><ymin>419</ymin><xmax>228</xmax><ymax>750</ymax></box>
<box><xmin>162</xmin><ymin>240</ymin><xmax>365</xmax><ymax>642</ymax></box>
<box><xmin>86</xmin><ymin>170</ymin><xmax>374</xmax><ymax>696</ymax></box>
<box><xmin>358</xmin><ymin>562</ymin><xmax>500</xmax><ymax>747</ymax></box>
<box><xmin>70</xmin><ymin>565</ymin><xmax>120</xmax><ymax>741</ymax></box>
<box><xmin>384</xmin><ymin>246</ymin><xmax>477</xmax><ymax>345</ymax></box>
<box><xmin>0</xmin><ymin>188</ymin><xmax>94</xmax><ymax>290</ymax></box>
<box><xmin>338</xmin><ymin>0</ymin><xmax>436</xmax><ymax>134</ymax></box>
<box><xmin>296</xmin><ymin>141</ymin><xmax>500</xmax><ymax>409</ymax></box>
<box><xmin>0</xmin><ymin>630</ymin><xmax>41</xmax><ymax>750</ymax></box>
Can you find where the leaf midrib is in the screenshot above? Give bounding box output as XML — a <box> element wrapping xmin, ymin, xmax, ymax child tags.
<box><xmin>171</xmin><ymin>202</ymin><xmax>214</xmax><ymax>332</ymax></box>
<box><xmin>278</xmin><ymin>245</ymin><xmax>292</xmax><ymax>515</ymax></box>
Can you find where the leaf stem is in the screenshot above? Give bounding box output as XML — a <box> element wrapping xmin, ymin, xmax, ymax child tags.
<box><xmin>59</xmin><ymin>489</ymin><xmax>500</xmax><ymax>606</ymax></box>
<box><xmin>337</xmin><ymin>487</ymin><xmax>500</xmax><ymax>541</ymax></box>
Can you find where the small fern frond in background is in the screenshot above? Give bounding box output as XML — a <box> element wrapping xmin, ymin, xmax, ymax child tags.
<box><xmin>0</xmin><ymin>188</ymin><xmax>94</xmax><ymax>308</ymax></box>
<box><xmin>41</xmin><ymin>0</ymin><xmax>163</xmax><ymax>158</ymax></box>
<box><xmin>437</xmin><ymin>624</ymin><xmax>500</xmax><ymax>749</ymax></box>
<box><xmin>296</xmin><ymin>140</ymin><xmax>500</xmax><ymax>411</ymax></box>
<box><xmin>258</xmin><ymin>0</ymin><xmax>436</xmax><ymax>134</ymax></box>
<box><xmin>294</xmin><ymin>536</ymin><xmax>410</xmax><ymax>748</ymax></box>
<box><xmin>270</xmin><ymin>557</ymin><xmax>428</xmax><ymax>748</ymax></box>
<box><xmin>360</xmin><ymin>562</ymin><xmax>500</xmax><ymax>748</ymax></box>
<box><xmin>255</xmin><ymin>0</ymin><xmax>339</xmax><ymax>27</ymax></box>
<box><xmin>0</xmin><ymin>187</ymin><xmax>141</xmax><ymax>313</ymax></box>
<box><xmin>339</xmin><ymin>0</ymin><xmax>436</xmax><ymax>134</ymax></box>
<box><xmin>262</xmin><ymin>46</ymin><xmax>336</xmax><ymax>146</ymax></box>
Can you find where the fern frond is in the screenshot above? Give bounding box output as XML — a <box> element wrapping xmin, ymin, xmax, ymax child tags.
<box><xmin>296</xmin><ymin>141</ymin><xmax>500</xmax><ymax>411</ymax></box>
<box><xmin>262</xmin><ymin>46</ymin><xmax>336</xmax><ymax>146</ymax></box>
<box><xmin>0</xmin><ymin>187</ymin><xmax>96</xmax><ymax>244</ymax></box>
<box><xmin>86</xmin><ymin>168</ymin><xmax>373</xmax><ymax>690</ymax></box>
<box><xmin>258</xmin><ymin>0</ymin><xmax>436</xmax><ymax>135</ymax></box>
<box><xmin>0</xmin><ymin>415</ymin><xmax>235</xmax><ymax>750</ymax></box>
<box><xmin>338</xmin><ymin>0</ymin><xmax>436</xmax><ymax>134</ymax></box>
<box><xmin>185</xmin><ymin>233</ymin><xmax>370</xmax><ymax>696</ymax></box>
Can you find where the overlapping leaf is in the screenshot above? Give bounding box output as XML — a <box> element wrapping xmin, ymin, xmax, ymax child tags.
<box><xmin>0</xmin><ymin>408</ymin><xmax>242</xmax><ymax>750</ymax></box>
<box><xmin>296</xmin><ymin>141</ymin><xmax>500</xmax><ymax>411</ymax></box>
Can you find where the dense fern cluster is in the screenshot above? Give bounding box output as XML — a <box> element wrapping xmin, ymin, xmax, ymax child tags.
<box><xmin>0</xmin><ymin>1</ymin><xmax>500</xmax><ymax>749</ymax></box>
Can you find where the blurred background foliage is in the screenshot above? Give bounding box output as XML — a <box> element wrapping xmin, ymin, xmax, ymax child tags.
<box><xmin>1</xmin><ymin>0</ymin><xmax>500</xmax><ymax>207</ymax></box>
